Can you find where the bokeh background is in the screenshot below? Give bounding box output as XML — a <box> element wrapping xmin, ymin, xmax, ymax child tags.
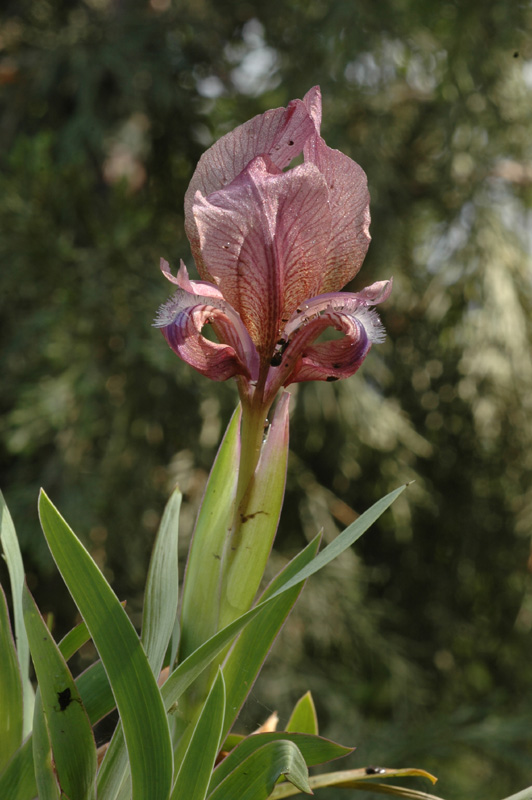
<box><xmin>1</xmin><ymin>0</ymin><xmax>532</xmax><ymax>797</ymax></box>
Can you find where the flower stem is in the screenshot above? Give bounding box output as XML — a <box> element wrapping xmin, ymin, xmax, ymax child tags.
<box><xmin>231</xmin><ymin>397</ymin><xmax>268</xmax><ymax>547</ymax></box>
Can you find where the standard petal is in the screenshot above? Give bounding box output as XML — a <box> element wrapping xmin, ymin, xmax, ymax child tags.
<box><xmin>303</xmin><ymin>85</ymin><xmax>322</xmax><ymax>130</ymax></box>
<box><xmin>193</xmin><ymin>156</ymin><xmax>331</xmax><ymax>360</ymax></box>
<box><xmin>185</xmin><ymin>98</ymin><xmax>316</xmax><ymax>274</ymax></box>
<box><xmin>304</xmin><ymin>134</ymin><xmax>371</xmax><ymax>293</ymax></box>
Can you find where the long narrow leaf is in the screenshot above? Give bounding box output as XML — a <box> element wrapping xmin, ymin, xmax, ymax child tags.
<box><xmin>0</xmin><ymin>584</ymin><xmax>23</xmax><ymax>771</ymax></box>
<box><xmin>207</xmin><ymin>740</ymin><xmax>311</xmax><ymax>800</ymax></box>
<box><xmin>0</xmin><ymin>739</ymin><xmax>37</xmax><ymax>800</ymax></box>
<box><xmin>179</xmin><ymin>405</ymin><xmax>241</xmax><ymax>660</ymax></box>
<box><xmin>142</xmin><ymin>486</ymin><xmax>181</xmax><ymax>675</ymax></box>
<box><xmin>98</xmin><ymin>488</ymin><xmax>181</xmax><ymax>800</ymax></box>
<box><xmin>0</xmin><ymin>659</ymin><xmax>115</xmax><ymax>800</ymax></box>
<box><xmin>269</xmin><ymin>767</ymin><xmax>440</xmax><ymax>798</ymax></box>
<box><xmin>0</xmin><ymin>491</ymin><xmax>34</xmax><ymax>734</ymax></box>
<box><xmin>161</xmin><ymin>534</ymin><xmax>320</xmax><ymax>721</ymax></box>
<box><xmin>267</xmin><ymin>484</ymin><xmax>407</xmax><ymax>601</ymax></box>
<box><xmin>38</xmin><ymin>490</ymin><xmax>173</xmax><ymax>800</ymax></box>
<box><xmin>171</xmin><ymin>670</ymin><xmax>226</xmax><ymax>800</ymax></box>
<box><xmin>161</xmin><ymin>485</ymin><xmax>404</xmax><ymax>722</ymax></box>
<box><xmin>209</xmin><ymin>731</ymin><xmax>352</xmax><ymax>794</ymax></box>
<box><xmin>222</xmin><ymin>536</ymin><xmax>320</xmax><ymax>738</ymax></box>
<box><xmin>23</xmin><ymin>584</ymin><xmax>97</xmax><ymax>800</ymax></box>
<box><xmin>219</xmin><ymin>393</ymin><xmax>290</xmax><ymax>629</ymax></box>
<box><xmin>32</xmin><ymin>693</ymin><xmax>61</xmax><ymax>800</ymax></box>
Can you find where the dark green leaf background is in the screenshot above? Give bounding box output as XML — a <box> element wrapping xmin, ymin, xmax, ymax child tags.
<box><xmin>1</xmin><ymin>1</ymin><xmax>531</xmax><ymax>798</ymax></box>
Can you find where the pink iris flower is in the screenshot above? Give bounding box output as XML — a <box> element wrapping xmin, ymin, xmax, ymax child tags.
<box><xmin>155</xmin><ymin>86</ymin><xmax>391</xmax><ymax>413</ymax></box>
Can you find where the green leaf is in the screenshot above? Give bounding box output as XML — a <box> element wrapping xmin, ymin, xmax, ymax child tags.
<box><xmin>268</xmin><ymin>484</ymin><xmax>407</xmax><ymax>601</ymax></box>
<box><xmin>269</xmin><ymin>766</ymin><xmax>440</xmax><ymax>798</ymax></box>
<box><xmin>285</xmin><ymin>692</ymin><xmax>318</xmax><ymax>736</ymax></box>
<box><xmin>0</xmin><ymin>638</ymin><xmax>123</xmax><ymax>800</ymax></box>
<box><xmin>77</xmin><ymin>659</ymin><xmax>115</xmax><ymax>725</ymax></box>
<box><xmin>219</xmin><ymin>393</ymin><xmax>290</xmax><ymax>628</ymax></box>
<box><xmin>222</xmin><ymin>535</ymin><xmax>321</xmax><ymax>739</ymax></box>
<box><xmin>0</xmin><ymin>584</ymin><xmax>23</xmax><ymax>771</ymax></box>
<box><xmin>0</xmin><ymin>738</ymin><xmax>37</xmax><ymax>800</ymax></box>
<box><xmin>59</xmin><ymin>618</ymin><xmax>92</xmax><ymax>661</ymax></box>
<box><xmin>207</xmin><ymin>739</ymin><xmax>311</xmax><ymax>800</ymax></box>
<box><xmin>209</xmin><ymin>731</ymin><xmax>353</xmax><ymax>794</ymax></box>
<box><xmin>162</xmin><ymin>485</ymin><xmax>404</xmax><ymax>746</ymax></box>
<box><xmin>179</xmin><ymin>405</ymin><xmax>241</xmax><ymax>660</ymax></box>
<box><xmin>170</xmin><ymin>670</ymin><xmax>226</xmax><ymax>800</ymax></box>
<box><xmin>23</xmin><ymin>584</ymin><xmax>97</xmax><ymax>800</ymax></box>
<box><xmin>38</xmin><ymin>490</ymin><xmax>173</xmax><ymax>800</ymax></box>
<box><xmin>32</xmin><ymin>693</ymin><xmax>61</xmax><ymax>800</ymax></box>
<box><xmin>98</xmin><ymin>489</ymin><xmax>181</xmax><ymax>800</ymax></box>
<box><xmin>0</xmin><ymin>491</ymin><xmax>34</xmax><ymax>735</ymax></box>
<box><xmin>58</xmin><ymin>600</ymin><xmax>127</xmax><ymax>663</ymax></box>
<box><xmin>142</xmin><ymin>486</ymin><xmax>181</xmax><ymax>675</ymax></box>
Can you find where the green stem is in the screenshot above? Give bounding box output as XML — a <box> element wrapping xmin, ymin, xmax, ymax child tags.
<box><xmin>233</xmin><ymin>400</ymin><xmax>267</xmax><ymax>529</ymax></box>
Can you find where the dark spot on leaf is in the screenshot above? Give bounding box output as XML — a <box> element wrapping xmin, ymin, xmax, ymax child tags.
<box><xmin>240</xmin><ymin>510</ymin><xmax>268</xmax><ymax>523</ymax></box>
<box><xmin>57</xmin><ymin>688</ymin><xmax>72</xmax><ymax>711</ymax></box>
<box><xmin>326</xmin><ymin>376</ymin><xmax>339</xmax><ymax>382</ymax></box>
<box><xmin>365</xmin><ymin>766</ymin><xmax>386</xmax><ymax>775</ymax></box>
<box><xmin>288</xmin><ymin>140</ymin><xmax>294</xmax><ymax>146</ymax></box>
<box><xmin>332</xmin><ymin>363</ymin><xmax>341</xmax><ymax>369</ymax></box>
<box><xmin>514</xmin><ymin>51</ymin><xmax>519</xmax><ymax>57</ymax></box>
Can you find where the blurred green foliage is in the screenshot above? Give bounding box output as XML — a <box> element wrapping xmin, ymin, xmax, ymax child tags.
<box><xmin>1</xmin><ymin>0</ymin><xmax>532</xmax><ymax>797</ymax></box>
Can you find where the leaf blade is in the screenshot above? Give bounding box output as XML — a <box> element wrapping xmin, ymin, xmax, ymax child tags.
<box><xmin>179</xmin><ymin>405</ymin><xmax>241</xmax><ymax>660</ymax></box>
<box><xmin>285</xmin><ymin>692</ymin><xmax>318</xmax><ymax>736</ymax></box>
<box><xmin>0</xmin><ymin>491</ymin><xmax>34</xmax><ymax>735</ymax></box>
<box><xmin>23</xmin><ymin>584</ymin><xmax>97</xmax><ymax>800</ymax></box>
<box><xmin>210</xmin><ymin>731</ymin><xmax>352</xmax><ymax>794</ymax></box>
<box><xmin>207</xmin><ymin>740</ymin><xmax>311</xmax><ymax>800</ymax></box>
<box><xmin>170</xmin><ymin>670</ymin><xmax>226</xmax><ymax>800</ymax></box>
<box><xmin>0</xmin><ymin>584</ymin><xmax>23</xmax><ymax>771</ymax></box>
<box><xmin>38</xmin><ymin>490</ymin><xmax>173</xmax><ymax>800</ymax></box>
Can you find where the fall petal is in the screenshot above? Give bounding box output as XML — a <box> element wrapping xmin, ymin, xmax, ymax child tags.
<box><xmin>193</xmin><ymin>156</ymin><xmax>331</xmax><ymax>358</ymax></box>
<box><xmin>289</xmin><ymin>305</ymin><xmax>385</xmax><ymax>384</ymax></box>
<box><xmin>264</xmin><ymin>285</ymin><xmax>390</xmax><ymax>397</ymax></box>
<box><xmin>155</xmin><ymin>270</ymin><xmax>260</xmax><ymax>381</ymax></box>
<box><xmin>304</xmin><ymin>134</ymin><xmax>371</xmax><ymax>293</ymax></box>
<box><xmin>157</xmin><ymin>300</ymin><xmax>251</xmax><ymax>382</ymax></box>
<box><xmin>185</xmin><ymin>99</ymin><xmax>316</xmax><ymax>274</ymax></box>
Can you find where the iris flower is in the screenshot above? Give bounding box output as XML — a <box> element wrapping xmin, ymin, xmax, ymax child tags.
<box><xmin>155</xmin><ymin>86</ymin><xmax>391</xmax><ymax>417</ymax></box>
